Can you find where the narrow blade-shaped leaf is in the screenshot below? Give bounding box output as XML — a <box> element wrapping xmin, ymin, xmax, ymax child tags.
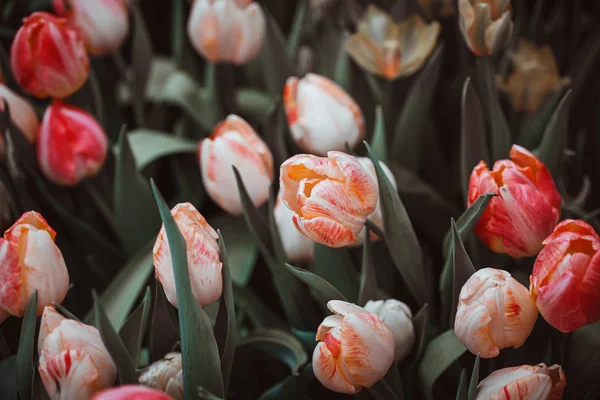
<box><xmin>358</xmin><ymin>230</ymin><xmax>379</xmax><ymax>306</ymax></box>
<box><xmin>370</xmin><ymin>106</ymin><xmax>387</xmax><ymax>162</ymax></box>
<box><xmin>150</xmin><ymin>283</ymin><xmax>181</xmax><ymax>361</ymax></box>
<box><xmin>286</xmin><ymin>264</ymin><xmax>347</xmax><ymax>304</ymax></box>
<box><xmin>258</xmin><ymin>363</ymin><xmax>314</xmax><ymax>400</ymax></box>
<box><xmin>286</xmin><ymin>0</ymin><xmax>308</xmax><ymax>57</ymax></box>
<box><xmin>538</xmin><ymin>90</ymin><xmax>573</xmax><ymax>177</ymax></box>
<box><xmin>455</xmin><ymin>369</ymin><xmax>468</xmax><ymax>400</ymax></box>
<box><xmin>16</xmin><ymin>291</ymin><xmax>37</xmax><ymax>400</ymax></box>
<box><xmin>451</xmin><ymin>219</ymin><xmax>477</xmax><ymax>327</ymax></box>
<box><xmin>126</xmin><ymin>129</ymin><xmax>199</xmax><ymax>171</ymax></box>
<box><xmin>313</xmin><ymin>245</ymin><xmax>359</xmax><ymax>303</ymax></box>
<box><xmin>468</xmin><ymin>355</ymin><xmax>480</xmax><ymax>400</ymax></box>
<box><xmin>118</xmin><ymin>287</ymin><xmax>152</xmax><ymax>366</ymax></box>
<box><xmin>263</xmin><ymin>10</ymin><xmax>294</xmax><ymax>96</ymax></box>
<box><xmin>407</xmin><ymin>304</ymin><xmax>429</xmax><ymax>371</ymax></box>
<box><xmin>0</xmin><ymin>355</ymin><xmax>17</xmax><ymax>400</ymax></box>
<box><xmin>129</xmin><ymin>3</ymin><xmax>153</xmax><ymax>127</ymax></box>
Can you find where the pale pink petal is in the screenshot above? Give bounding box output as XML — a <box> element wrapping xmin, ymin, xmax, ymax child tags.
<box><xmin>312</xmin><ymin>343</ymin><xmax>359</xmax><ymax>394</ymax></box>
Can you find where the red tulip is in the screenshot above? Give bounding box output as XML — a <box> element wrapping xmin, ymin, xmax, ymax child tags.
<box><xmin>92</xmin><ymin>385</ymin><xmax>175</xmax><ymax>400</ymax></box>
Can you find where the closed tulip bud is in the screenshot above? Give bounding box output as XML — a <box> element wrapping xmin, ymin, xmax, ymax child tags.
<box><xmin>364</xmin><ymin>299</ymin><xmax>414</xmax><ymax>363</ymax></box>
<box><xmin>476</xmin><ymin>363</ymin><xmax>566</xmax><ymax>400</ymax></box>
<box><xmin>280</xmin><ymin>152</ymin><xmax>378</xmax><ymax>248</ymax></box>
<box><xmin>139</xmin><ymin>353</ymin><xmax>183</xmax><ymax>400</ymax></box>
<box><xmin>93</xmin><ymin>386</ymin><xmax>176</xmax><ymax>400</ymax></box>
<box><xmin>458</xmin><ymin>0</ymin><xmax>513</xmax><ymax>56</ymax></box>
<box><xmin>187</xmin><ymin>0</ymin><xmax>265</xmax><ymax>64</ymax></box>
<box><xmin>153</xmin><ymin>203</ymin><xmax>223</xmax><ymax>308</ymax></box>
<box><xmin>313</xmin><ymin>300</ymin><xmax>395</xmax><ymax>394</ymax></box>
<box><xmin>37</xmin><ymin>101</ymin><xmax>108</xmax><ymax>186</ymax></box>
<box><xmin>53</xmin><ymin>0</ymin><xmax>130</xmax><ymax>55</ymax></box>
<box><xmin>274</xmin><ymin>193</ymin><xmax>315</xmax><ymax>262</ymax></box>
<box><xmin>199</xmin><ymin>114</ymin><xmax>273</xmax><ymax>215</ymax></box>
<box><xmin>11</xmin><ymin>12</ymin><xmax>89</xmax><ymax>99</ymax></box>
<box><xmin>283</xmin><ymin>74</ymin><xmax>365</xmax><ymax>155</ymax></box>
<box><xmin>38</xmin><ymin>306</ymin><xmax>117</xmax><ymax>400</ymax></box>
<box><xmin>530</xmin><ymin>219</ymin><xmax>600</xmax><ymax>332</ymax></box>
<box><xmin>455</xmin><ymin>268</ymin><xmax>538</xmax><ymax>358</ymax></box>
<box><xmin>469</xmin><ymin>145</ymin><xmax>561</xmax><ymax>258</ymax></box>
<box><xmin>0</xmin><ymin>211</ymin><xmax>69</xmax><ymax>323</ymax></box>
<box><xmin>345</xmin><ymin>6</ymin><xmax>441</xmax><ymax>80</ymax></box>
<box><xmin>0</xmin><ymin>84</ymin><xmax>39</xmax><ymax>143</ymax></box>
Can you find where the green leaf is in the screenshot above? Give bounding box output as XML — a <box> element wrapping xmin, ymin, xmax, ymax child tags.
<box><xmin>370</xmin><ymin>106</ymin><xmax>387</xmax><ymax>162</ymax></box>
<box><xmin>237</xmin><ymin>89</ymin><xmax>275</xmax><ymax>122</ymax></box>
<box><xmin>567</xmin><ymin>322</ymin><xmax>600</xmax><ymax>399</ymax></box>
<box><xmin>114</xmin><ymin>128</ymin><xmax>162</xmax><ymax>257</ymax></box>
<box><xmin>129</xmin><ymin>3</ymin><xmax>153</xmax><ymax>127</ymax></box>
<box><xmin>537</xmin><ymin>90</ymin><xmax>573</xmax><ymax>178</ymax></box>
<box><xmin>468</xmin><ymin>355</ymin><xmax>480</xmax><ymax>400</ymax></box>
<box><xmin>263</xmin><ymin>9</ymin><xmax>294</xmax><ymax>96</ymax></box>
<box><xmin>419</xmin><ymin>330</ymin><xmax>467</xmax><ymax>400</ymax></box>
<box><xmin>366</xmin><ymin>143</ymin><xmax>427</xmax><ymax>306</ymax></box>
<box><xmin>407</xmin><ymin>304</ymin><xmax>429</xmax><ymax>371</ymax></box>
<box><xmin>150</xmin><ymin>283</ymin><xmax>181</xmax><ymax>361</ymax></box>
<box><xmin>291</xmin><ymin>329</ymin><xmax>317</xmax><ymax>354</ymax></box>
<box><xmin>333</xmin><ymin>36</ymin><xmax>351</xmax><ymax>91</ymax></box>
<box><xmin>52</xmin><ymin>302</ymin><xmax>81</xmax><ymax>322</ymax></box>
<box><xmin>151</xmin><ymin>181</ymin><xmax>224</xmax><ymax>398</ymax></box>
<box><xmin>16</xmin><ymin>291</ymin><xmax>37</xmax><ymax>400</ymax></box>
<box><xmin>451</xmin><ymin>219</ymin><xmax>477</xmax><ymax>327</ymax></box>
<box><xmin>313</xmin><ymin>245</ymin><xmax>359</xmax><ymax>303</ymax></box>
<box><xmin>518</xmin><ymin>87</ymin><xmax>568</xmax><ymax>148</ymax></box>
<box><xmin>258</xmin><ymin>364</ymin><xmax>314</xmax><ymax>400</ymax></box>
<box><xmin>358</xmin><ymin>230</ymin><xmax>379</xmax><ymax>306</ymax></box>
<box><xmin>391</xmin><ymin>46</ymin><xmax>443</xmax><ymax>167</ymax></box>
<box><xmin>126</xmin><ymin>129</ymin><xmax>198</xmax><ymax>171</ymax></box>
<box><xmin>0</xmin><ymin>355</ymin><xmax>17</xmax><ymax>400</ymax></box>
<box><xmin>286</xmin><ymin>0</ymin><xmax>308</xmax><ymax>58</ymax></box>
<box><xmin>93</xmin><ymin>291</ymin><xmax>138</xmax><ymax>384</ymax></box>
<box><xmin>286</xmin><ymin>263</ymin><xmax>347</xmax><ymax>304</ymax></box>
<box><xmin>262</xmin><ymin>100</ymin><xmax>290</xmax><ymax>170</ymax></box>
<box><xmin>455</xmin><ymin>369</ymin><xmax>468</xmax><ymax>400</ymax></box>
<box><xmin>118</xmin><ymin>287</ymin><xmax>152</xmax><ymax>367</ymax></box>
<box><xmin>236</xmin><ymin>328</ymin><xmax>308</xmax><ymax>374</ymax></box>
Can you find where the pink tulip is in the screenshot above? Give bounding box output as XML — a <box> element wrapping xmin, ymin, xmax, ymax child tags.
<box><xmin>92</xmin><ymin>385</ymin><xmax>175</xmax><ymax>400</ymax></box>
<box><xmin>364</xmin><ymin>299</ymin><xmax>414</xmax><ymax>362</ymax></box>
<box><xmin>273</xmin><ymin>192</ymin><xmax>315</xmax><ymax>262</ymax></box>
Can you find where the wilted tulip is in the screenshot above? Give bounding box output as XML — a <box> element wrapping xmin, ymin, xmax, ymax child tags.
<box><xmin>476</xmin><ymin>363</ymin><xmax>566</xmax><ymax>400</ymax></box>
<box><xmin>153</xmin><ymin>203</ymin><xmax>223</xmax><ymax>308</ymax></box>
<box><xmin>53</xmin><ymin>0</ymin><xmax>130</xmax><ymax>55</ymax></box>
<box><xmin>93</xmin><ymin>386</ymin><xmax>175</xmax><ymax>400</ymax></box>
<box><xmin>497</xmin><ymin>39</ymin><xmax>571</xmax><ymax>113</ymax></box>
<box><xmin>38</xmin><ymin>306</ymin><xmax>117</xmax><ymax>400</ymax></box>
<box><xmin>280</xmin><ymin>152</ymin><xmax>378</xmax><ymax>248</ymax></box>
<box><xmin>37</xmin><ymin>101</ymin><xmax>108</xmax><ymax>186</ymax></box>
<box><xmin>458</xmin><ymin>0</ymin><xmax>513</xmax><ymax>56</ymax></box>
<box><xmin>313</xmin><ymin>300</ymin><xmax>395</xmax><ymax>394</ymax></box>
<box><xmin>187</xmin><ymin>0</ymin><xmax>266</xmax><ymax>64</ymax></box>
<box><xmin>530</xmin><ymin>219</ymin><xmax>600</xmax><ymax>332</ymax></box>
<box><xmin>345</xmin><ymin>5</ymin><xmax>441</xmax><ymax>80</ymax></box>
<box><xmin>283</xmin><ymin>73</ymin><xmax>365</xmax><ymax>156</ymax></box>
<box><xmin>274</xmin><ymin>193</ymin><xmax>315</xmax><ymax>262</ymax></box>
<box><xmin>364</xmin><ymin>299</ymin><xmax>414</xmax><ymax>363</ymax></box>
<box><xmin>11</xmin><ymin>12</ymin><xmax>89</xmax><ymax>99</ymax></box>
<box><xmin>139</xmin><ymin>353</ymin><xmax>183</xmax><ymax>400</ymax></box>
<box><xmin>199</xmin><ymin>114</ymin><xmax>273</xmax><ymax>215</ymax></box>
<box><xmin>454</xmin><ymin>268</ymin><xmax>538</xmax><ymax>358</ymax></box>
<box><xmin>418</xmin><ymin>0</ymin><xmax>456</xmax><ymax>20</ymax></box>
<box><xmin>0</xmin><ymin>211</ymin><xmax>69</xmax><ymax>323</ymax></box>
<box><xmin>0</xmin><ymin>84</ymin><xmax>39</xmax><ymax>143</ymax></box>
<box><xmin>469</xmin><ymin>145</ymin><xmax>561</xmax><ymax>258</ymax></box>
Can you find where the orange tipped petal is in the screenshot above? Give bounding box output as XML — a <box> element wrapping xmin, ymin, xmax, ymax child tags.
<box><xmin>312</xmin><ymin>343</ymin><xmax>359</xmax><ymax>394</ymax></box>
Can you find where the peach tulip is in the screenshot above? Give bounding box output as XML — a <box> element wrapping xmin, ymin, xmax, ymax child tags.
<box><xmin>139</xmin><ymin>353</ymin><xmax>183</xmax><ymax>400</ymax></box>
<box><xmin>459</xmin><ymin>0</ymin><xmax>513</xmax><ymax>56</ymax></box>
<box><xmin>38</xmin><ymin>306</ymin><xmax>117</xmax><ymax>400</ymax></box>
<box><xmin>153</xmin><ymin>203</ymin><xmax>223</xmax><ymax>308</ymax></box>
<box><xmin>468</xmin><ymin>145</ymin><xmax>561</xmax><ymax>258</ymax></box>
<box><xmin>93</xmin><ymin>386</ymin><xmax>175</xmax><ymax>400</ymax></box>
<box><xmin>199</xmin><ymin>114</ymin><xmax>273</xmax><ymax>215</ymax></box>
<box><xmin>274</xmin><ymin>192</ymin><xmax>315</xmax><ymax>262</ymax></box>
<box><xmin>279</xmin><ymin>151</ymin><xmax>378</xmax><ymax>248</ymax></box>
<box><xmin>364</xmin><ymin>299</ymin><xmax>414</xmax><ymax>363</ymax></box>
<box><xmin>313</xmin><ymin>300</ymin><xmax>394</xmax><ymax>394</ymax></box>
<box><xmin>0</xmin><ymin>84</ymin><xmax>39</xmax><ymax>143</ymax></box>
<box><xmin>0</xmin><ymin>211</ymin><xmax>69</xmax><ymax>323</ymax></box>
<box><xmin>283</xmin><ymin>74</ymin><xmax>365</xmax><ymax>156</ymax></box>
<box><xmin>530</xmin><ymin>219</ymin><xmax>600</xmax><ymax>332</ymax></box>
<box><xmin>454</xmin><ymin>268</ymin><xmax>538</xmax><ymax>358</ymax></box>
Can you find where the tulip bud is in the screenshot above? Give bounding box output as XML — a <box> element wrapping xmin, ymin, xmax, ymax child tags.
<box><xmin>476</xmin><ymin>363</ymin><xmax>566</xmax><ymax>400</ymax></box>
<box><xmin>187</xmin><ymin>0</ymin><xmax>266</xmax><ymax>65</ymax></box>
<box><xmin>0</xmin><ymin>211</ymin><xmax>69</xmax><ymax>323</ymax></box>
<box><xmin>313</xmin><ymin>300</ymin><xmax>395</xmax><ymax>394</ymax></box>
<box><xmin>280</xmin><ymin>151</ymin><xmax>378</xmax><ymax>248</ymax></box>
<box><xmin>11</xmin><ymin>12</ymin><xmax>89</xmax><ymax>99</ymax></box>
<box><xmin>364</xmin><ymin>299</ymin><xmax>414</xmax><ymax>363</ymax></box>
<box><xmin>53</xmin><ymin>0</ymin><xmax>130</xmax><ymax>55</ymax></box>
<box><xmin>283</xmin><ymin>73</ymin><xmax>365</xmax><ymax>156</ymax></box>
<box><xmin>530</xmin><ymin>219</ymin><xmax>600</xmax><ymax>332</ymax></box>
<box><xmin>38</xmin><ymin>306</ymin><xmax>117</xmax><ymax>400</ymax></box>
<box><xmin>468</xmin><ymin>144</ymin><xmax>561</xmax><ymax>258</ymax></box>
<box><xmin>37</xmin><ymin>101</ymin><xmax>108</xmax><ymax>186</ymax></box>
<box><xmin>274</xmin><ymin>192</ymin><xmax>315</xmax><ymax>262</ymax></box>
<box><xmin>139</xmin><ymin>353</ymin><xmax>183</xmax><ymax>400</ymax></box>
<box><xmin>153</xmin><ymin>203</ymin><xmax>223</xmax><ymax>308</ymax></box>
<box><xmin>458</xmin><ymin>0</ymin><xmax>513</xmax><ymax>56</ymax></box>
<box><xmin>0</xmin><ymin>84</ymin><xmax>39</xmax><ymax>143</ymax></box>
<box><xmin>345</xmin><ymin>6</ymin><xmax>441</xmax><ymax>80</ymax></box>
<box><xmin>454</xmin><ymin>268</ymin><xmax>538</xmax><ymax>358</ymax></box>
<box><xmin>199</xmin><ymin>114</ymin><xmax>273</xmax><ymax>215</ymax></box>
<box><xmin>93</xmin><ymin>386</ymin><xmax>175</xmax><ymax>400</ymax></box>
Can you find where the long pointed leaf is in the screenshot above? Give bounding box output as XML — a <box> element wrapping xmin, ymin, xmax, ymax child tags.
<box><xmin>16</xmin><ymin>291</ymin><xmax>37</xmax><ymax>400</ymax></box>
<box><xmin>451</xmin><ymin>219</ymin><xmax>477</xmax><ymax>327</ymax></box>
<box><xmin>537</xmin><ymin>90</ymin><xmax>573</xmax><ymax>177</ymax></box>
<box><xmin>455</xmin><ymin>369</ymin><xmax>468</xmax><ymax>400</ymax></box>
<box><xmin>286</xmin><ymin>264</ymin><xmax>347</xmax><ymax>304</ymax></box>
<box><xmin>358</xmin><ymin>230</ymin><xmax>379</xmax><ymax>306</ymax></box>
<box><xmin>370</xmin><ymin>106</ymin><xmax>387</xmax><ymax>162</ymax></box>
<box><xmin>313</xmin><ymin>245</ymin><xmax>359</xmax><ymax>303</ymax></box>
<box><xmin>468</xmin><ymin>355</ymin><xmax>480</xmax><ymax>400</ymax></box>
<box><xmin>119</xmin><ymin>287</ymin><xmax>152</xmax><ymax>366</ymax></box>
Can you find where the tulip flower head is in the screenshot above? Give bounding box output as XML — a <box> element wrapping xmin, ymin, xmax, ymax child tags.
<box><xmin>0</xmin><ymin>211</ymin><xmax>69</xmax><ymax>323</ymax></box>
<box><xmin>199</xmin><ymin>114</ymin><xmax>273</xmax><ymax>215</ymax></box>
<box><xmin>280</xmin><ymin>152</ymin><xmax>378</xmax><ymax>248</ymax></box>
<box><xmin>476</xmin><ymin>363</ymin><xmax>566</xmax><ymax>400</ymax></box>
<box><xmin>187</xmin><ymin>0</ymin><xmax>266</xmax><ymax>64</ymax></box>
<box><xmin>139</xmin><ymin>352</ymin><xmax>183</xmax><ymax>400</ymax></box>
<box><xmin>283</xmin><ymin>73</ymin><xmax>365</xmax><ymax>156</ymax></box>
<box><xmin>0</xmin><ymin>84</ymin><xmax>39</xmax><ymax>144</ymax></box>
<box><xmin>345</xmin><ymin>6</ymin><xmax>441</xmax><ymax>80</ymax></box>
<box><xmin>53</xmin><ymin>0</ymin><xmax>130</xmax><ymax>55</ymax></box>
<box><xmin>454</xmin><ymin>268</ymin><xmax>538</xmax><ymax>358</ymax></box>
<box><xmin>313</xmin><ymin>301</ymin><xmax>395</xmax><ymax>394</ymax></box>
<box><xmin>11</xmin><ymin>12</ymin><xmax>90</xmax><ymax>99</ymax></box>
<box><xmin>459</xmin><ymin>0</ymin><xmax>513</xmax><ymax>56</ymax></box>
<box><xmin>468</xmin><ymin>145</ymin><xmax>561</xmax><ymax>258</ymax></box>
<box><xmin>364</xmin><ymin>299</ymin><xmax>414</xmax><ymax>363</ymax></box>
<box><xmin>530</xmin><ymin>219</ymin><xmax>600</xmax><ymax>332</ymax></box>
<box><xmin>274</xmin><ymin>193</ymin><xmax>315</xmax><ymax>262</ymax></box>
<box><xmin>93</xmin><ymin>386</ymin><xmax>176</xmax><ymax>400</ymax></box>
<box><xmin>153</xmin><ymin>203</ymin><xmax>223</xmax><ymax>308</ymax></box>
<box><xmin>38</xmin><ymin>306</ymin><xmax>117</xmax><ymax>400</ymax></box>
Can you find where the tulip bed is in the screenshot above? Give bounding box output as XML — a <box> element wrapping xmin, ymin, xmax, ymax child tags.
<box><xmin>0</xmin><ymin>0</ymin><xmax>599</xmax><ymax>399</ymax></box>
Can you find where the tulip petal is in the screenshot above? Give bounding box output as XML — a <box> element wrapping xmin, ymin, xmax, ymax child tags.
<box><xmin>328</xmin><ymin>301</ymin><xmax>367</xmax><ymax>316</ymax></box>
<box><xmin>0</xmin><ymin>238</ymin><xmax>24</xmax><ymax>316</ymax></box>
<box><xmin>293</xmin><ymin>214</ymin><xmax>356</xmax><ymax>248</ymax></box>
<box><xmin>484</xmin><ymin>10</ymin><xmax>512</xmax><ymax>55</ymax></box>
<box><xmin>454</xmin><ymin>301</ymin><xmax>498</xmax><ymax>358</ymax></box>
<box><xmin>234</xmin><ymin>3</ymin><xmax>266</xmax><ymax>64</ymax></box>
<box><xmin>543</xmin><ymin>219</ymin><xmax>600</xmax><ymax>245</ymax></box>
<box><xmin>39</xmin><ymin>349</ymin><xmax>101</xmax><ymax>400</ymax></box>
<box><xmin>38</xmin><ymin>306</ymin><xmax>67</xmax><ymax>354</ymax></box>
<box><xmin>536</xmin><ymin>270</ymin><xmax>585</xmax><ymax>333</ymax></box>
<box><xmin>312</xmin><ymin>343</ymin><xmax>359</xmax><ymax>394</ymax></box>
